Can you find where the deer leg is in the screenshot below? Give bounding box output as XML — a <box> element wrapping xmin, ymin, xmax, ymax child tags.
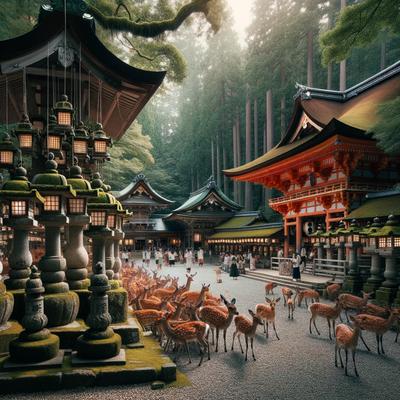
<box><xmin>335</xmin><ymin>345</ymin><xmax>338</xmax><ymax>368</ymax></box>
<box><xmin>211</xmin><ymin>328</ymin><xmax>215</xmax><ymax>345</ymax></box>
<box><xmin>359</xmin><ymin>332</ymin><xmax>371</xmax><ymax>352</ymax></box>
<box><xmin>215</xmin><ymin>329</ymin><xmax>219</xmax><ymax>352</ymax></box>
<box><xmin>339</xmin><ymin>348</ymin><xmax>344</xmax><ymax>368</ymax></box>
<box><xmin>352</xmin><ymin>349</ymin><xmax>359</xmax><ymax>377</ymax></box>
<box><xmin>333</xmin><ymin>320</ymin><xmax>336</xmax><ymax>337</ymax></box>
<box><xmin>245</xmin><ymin>336</ymin><xmax>249</xmax><ymax>361</ymax></box>
<box><xmin>185</xmin><ymin>341</ymin><xmax>192</xmax><ymax>364</ymax></box>
<box><xmin>266</xmin><ymin>322</ymin><xmax>269</xmax><ymax>338</ymax></box>
<box><xmin>344</xmin><ymin>348</ymin><xmax>348</xmax><ymax>376</ymax></box>
<box><xmin>380</xmin><ymin>335</ymin><xmax>385</xmax><ymax>355</ymax></box>
<box><xmin>238</xmin><ymin>335</ymin><xmax>244</xmax><ymax>354</ymax></box>
<box><xmin>223</xmin><ymin>329</ymin><xmax>227</xmax><ymax>352</ymax></box>
<box><xmin>305</xmin><ymin>298</ymin><xmax>308</xmax><ymax>307</ymax></box>
<box><xmin>251</xmin><ymin>337</ymin><xmax>256</xmax><ymax>361</ymax></box>
<box><xmin>376</xmin><ymin>334</ymin><xmax>381</xmax><ymax>355</ymax></box>
<box><xmin>309</xmin><ymin>317</ymin><xmax>313</xmax><ymax>335</ymax></box>
<box><xmin>273</xmin><ymin>321</ymin><xmax>280</xmax><ymax>340</ymax></box>
<box><xmin>345</xmin><ymin>309</ymin><xmax>350</xmax><ymax>323</ymax></box>
<box><xmin>283</xmin><ymin>297</ymin><xmax>287</xmax><ymax>307</ymax></box>
<box><xmin>313</xmin><ymin>319</ymin><xmax>320</xmax><ymax>336</ymax></box>
<box><xmin>198</xmin><ymin>341</ymin><xmax>205</xmax><ymax>367</ymax></box>
<box><xmin>231</xmin><ymin>330</ymin><xmax>236</xmax><ymax>351</ymax></box>
<box><xmin>263</xmin><ymin>320</ymin><xmax>266</xmax><ymax>333</ymax></box>
<box><xmin>395</xmin><ymin>330</ymin><xmax>399</xmax><ymax>343</ymax></box>
<box><xmin>327</xmin><ymin>319</ymin><xmax>332</xmax><ymax>340</ymax></box>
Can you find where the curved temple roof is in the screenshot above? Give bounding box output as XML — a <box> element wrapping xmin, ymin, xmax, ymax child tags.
<box><xmin>225</xmin><ymin>60</ymin><xmax>400</xmax><ymax>178</ymax></box>
<box><xmin>0</xmin><ymin>5</ymin><xmax>166</xmax><ymax>140</ymax></box>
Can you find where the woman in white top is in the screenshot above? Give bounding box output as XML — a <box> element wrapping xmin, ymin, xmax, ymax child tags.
<box><xmin>292</xmin><ymin>252</ymin><xmax>302</xmax><ymax>281</ymax></box>
<box><xmin>249</xmin><ymin>253</ymin><xmax>256</xmax><ymax>271</ymax></box>
<box><xmin>198</xmin><ymin>248</ymin><xmax>204</xmax><ymax>266</ymax></box>
<box><xmin>155</xmin><ymin>249</ymin><xmax>162</xmax><ymax>270</ymax></box>
<box><xmin>223</xmin><ymin>253</ymin><xmax>230</xmax><ymax>272</ymax></box>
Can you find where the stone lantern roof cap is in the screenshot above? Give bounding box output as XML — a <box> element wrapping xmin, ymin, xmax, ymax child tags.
<box><xmin>54</xmin><ymin>94</ymin><xmax>74</xmax><ymax>112</ymax></box>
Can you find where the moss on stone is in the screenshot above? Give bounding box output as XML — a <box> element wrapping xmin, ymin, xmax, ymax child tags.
<box><xmin>44</xmin><ymin>291</ymin><xmax>80</xmax><ymax>327</ymax></box>
<box><xmin>0</xmin><ymin>292</ymin><xmax>14</xmax><ymax>326</ymax></box>
<box><xmin>9</xmin><ymin>333</ymin><xmax>59</xmax><ymax>363</ymax></box>
<box><xmin>108</xmin><ymin>287</ymin><xmax>128</xmax><ymax>324</ymax></box>
<box><xmin>76</xmin><ymin>332</ymin><xmax>121</xmax><ymax>360</ymax></box>
<box><xmin>0</xmin><ymin>320</ymin><xmax>23</xmax><ymax>353</ymax></box>
<box><xmin>109</xmin><ymin>280</ymin><xmax>120</xmax><ymax>290</ymax></box>
<box><xmin>9</xmin><ymin>289</ymin><xmax>25</xmax><ymax>322</ymax></box>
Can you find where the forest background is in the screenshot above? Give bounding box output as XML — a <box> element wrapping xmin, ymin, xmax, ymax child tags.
<box><xmin>1</xmin><ymin>0</ymin><xmax>399</xmax><ymax>213</ymax></box>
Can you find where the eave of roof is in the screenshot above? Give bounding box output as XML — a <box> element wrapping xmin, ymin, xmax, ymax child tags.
<box><xmin>209</xmin><ymin>226</ymin><xmax>282</xmax><ymax>239</ymax></box>
<box><xmin>346</xmin><ymin>193</ymin><xmax>400</xmax><ymax>220</ymax></box>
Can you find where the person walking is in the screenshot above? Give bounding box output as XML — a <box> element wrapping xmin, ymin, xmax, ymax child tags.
<box><xmin>300</xmin><ymin>246</ymin><xmax>307</xmax><ymax>272</ymax></box>
<box><xmin>186</xmin><ymin>248</ymin><xmax>193</xmax><ymax>272</ymax></box>
<box><xmin>230</xmin><ymin>255</ymin><xmax>239</xmax><ymax>280</ymax></box>
<box><xmin>223</xmin><ymin>253</ymin><xmax>230</xmax><ymax>273</ymax></box>
<box><xmin>155</xmin><ymin>249</ymin><xmax>162</xmax><ymax>270</ymax></box>
<box><xmin>198</xmin><ymin>248</ymin><xmax>204</xmax><ymax>267</ymax></box>
<box><xmin>291</xmin><ymin>252</ymin><xmax>302</xmax><ymax>282</ymax></box>
<box><xmin>249</xmin><ymin>252</ymin><xmax>256</xmax><ymax>271</ymax></box>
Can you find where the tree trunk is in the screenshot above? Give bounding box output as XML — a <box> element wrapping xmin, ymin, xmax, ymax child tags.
<box><xmin>380</xmin><ymin>40</ymin><xmax>386</xmax><ymax>70</ymax></box>
<box><xmin>339</xmin><ymin>0</ymin><xmax>347</xmax><ymax>91</ymax></box>
<box><xmin>280</xmin><ymin>64</ymin><xmax>286</xmax><ymax>138</ymax></box>
<box><xmin>216</xmin><ymin>136</ymin><xmax>221</xmax><ymax>187</ymax></box>
<box><xmin>223</xmin><ymin>147</ymin><xmax>228</xmax><ymax>195</ymax></box>
<box><xmin>236</xmin><ymin>114</ymin><xmax>243</xmax><ymax>206</ymax></box>
<box><xmin>307</xmin><ymin>31</ymin><xmax>313</xmax><ymax>87</ymax></box>
<box><xmin>232</xmin><ymin>124</ymin><xmax>238</xmax><ymax>203</ymax></box>
<box><xmin>211</xmin><ymin>140</ymin><xmax>215</xmax><ymax>178</ymax></box>
<box><xmin>265</xmin><ymin>89</ymin><xmax>274</xmax><ymax>205</ymax></box>
<box><xmin>245</xmin><ymin>97</ymin><xmax>252</xmax><ymax>210</ymax></box>
<box><xmin>253</xmin><ymin>98</ymin><xmax>258</xmax><ymax>158</ymax></box>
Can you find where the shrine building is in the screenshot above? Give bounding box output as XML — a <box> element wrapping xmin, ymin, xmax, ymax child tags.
<box><xmin>225</xmin><ymin>62</ymin><xmax>400</xmax><ymax>256</ymax></box>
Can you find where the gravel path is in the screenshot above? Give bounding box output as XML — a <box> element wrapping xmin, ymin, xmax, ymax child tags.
<box><xmin>6</xmin><ymin>263</ymin><xmax>400</xmax><ymax>400</ymax></box>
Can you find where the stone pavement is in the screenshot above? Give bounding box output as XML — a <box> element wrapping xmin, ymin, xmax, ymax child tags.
<box><xmin>7</xmin><ymin>262</ymin><xmax>400</xmax><ymax>400</ymax></box>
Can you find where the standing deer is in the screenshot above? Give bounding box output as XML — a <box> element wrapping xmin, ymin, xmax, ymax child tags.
<box><xmin>296</xmin><ymin>287</ymin><xmax>320</xmax><ymax>307</ymax></box>
<box><xmin>308</xmin><ymin>300</ymin><xmax>342</xmax><ymax>340</ymax></box>
<box><xmin>231</xmin><ymin>310</ymin><xmax>263</xmax><ymax>361</ymax></box>
<box><xmin>352</xmin><ymin>309</ymin><xmax>400</xmax><ymax>354</ymax></box>
<box><xmin>198</xmin><ymin>295</ymin><xmax>238</xmax><ymax>352</ymax></box>
<box><xmin>287</xmin><ymin>292</ymin><xmax>295</xmax><ymax>320</ymax></box>
<box><xmin>326</xmin><ymin>280</ymin><xmax>342</xmax><ymax>300</ymax></box>
<box><xmin>156</xmin><ymin>315</ymin><xmax>210</xmax><ymax>366</ymax></box>
<box><xmin>338</xmin><ymin>291</ymin><xmax>372</xmax><ymax>322</ymax></box>
<box><xmin>335</xmin><ymin>316</ymin><xmax>362</xmax><ymax>377</ymax></box>
<box><xmin>175</xmin><ymin>273</ymin><xmax>197</xmax><ymax>298</ymax></box>
<box><xmin>180</xmin><ymin>283</ymin><xmax>210</xmax><ymax>307</ymax></box>
<box><xmin>265</xmin><ymin>282</ymin><xmax>278</xmax><ymax>295</ymax></box>
<box><xmin>281</xmin><ymin>287</ymin><xmax>293</xmax><ymax>307</ymax></box>
<box><xmin>255</xmin><ymin>297</ymin><xmax>281</xmax><ymax>340</ymax></box>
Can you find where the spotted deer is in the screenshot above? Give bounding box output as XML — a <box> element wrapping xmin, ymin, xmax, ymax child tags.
<box><xmin>296</xmin><ymin>287</ymin><xmax>320</xmax><ymax>307</ymax></box>
<box><xmin>231</xmin><ymin>310</ymin><xmax>263</xmax><ymax>361</ymax></box>
<box><xmin>281</xmin><ymin>287</ymin><xmax>293</xmax><ymax>307</ymax></box>
<box><xmin>175</xmin><ymin>273</ymin><xmax>197</xmax><ymax>298</ymax></box>
<box><xmin>352</xmin><ymin>309</ymin><xmax>400</xmax><ymax>354</ymax></box>
<box><xmin>287</xmin><ymin>292</ymin><xmax>295</xmax><ymax>320</ymax></box>
<box><xmin>335</xmin><ymin>316</ymin><xmax>362</xmax><ymax>377</ymax></box>
<box><xmin>308</xmin><ymin>300</ymin><xmax>342</xmax><ymax>340</ymax></box>
<box><xmin>180</xmin><ymin>283</ymin><xmax>210</xmax><ymax>307</ymax></box>
<box><xmin>156</xmin><ymin>314</ymin><xmax>210</xmax><ymax>366</ymax></box>
<box><xmin>338</xmin><ymin>291</ymin><xmax>372</xmax><ymax>322</ymax></box>
<box><xmin>198</xmin><ymin>295</ymin><xmax>238</xmax><ymax>352</ymax></box>
<box><xmin>255</xmin><ymin>297</ymin><xmax>280</xmax><ymax>340</ymax></box>
<box><xmin>326</xmin><ymin>276</ymin><xmax>342</xmax><ymax>300</ymax></box>
<box><xmin>265</xmin><ymin>282</ymin><xmax>278</xmax><ymax>295</ymax></box>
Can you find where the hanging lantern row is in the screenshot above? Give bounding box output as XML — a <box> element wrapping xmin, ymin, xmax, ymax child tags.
<box><xmin>0</xmin><ymin>95</ymin><xmax>112</xmax><ymax>172</ymax></box>
<box><xmin>207</xmin><ymin>237</ymin><xmax>277</xmax><ymax>244</ymax></box>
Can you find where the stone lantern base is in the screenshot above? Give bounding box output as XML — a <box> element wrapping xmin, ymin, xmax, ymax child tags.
<box><xmin>342</xmin><ymin>275</ymin><xmax>363</xmax><ymax>295</ymax></box>
<box><xmin>375</xmin><ymin>287</ymin><xmax>397</xmax><ymax>306</ymax></box>
<box><xmin>9</xmin><ymin>329</ymin><xmax>60</xmax><ymax>363</ymax></box>
<box><xmin>76</xmin><ymin>327</ymin><xmax>121</xmax><ymax>360</ymax></box>
<box><xmin>44</xmin><ymin>292</ymin><xmax>80</xmax><ymax>327</ymax></box>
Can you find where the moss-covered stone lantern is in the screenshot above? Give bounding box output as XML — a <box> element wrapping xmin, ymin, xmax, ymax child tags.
<box><xmin>73</xmin><ymin>121</ymin><xmax>90</xmax><ymax>162</ymax></box>
<box><xmin>13</xmin><ymin>114</ymin><xmax>36</xmax><ymax>153</ymax></box>
<box><xmin>54</xmin><ymin>94</ymin><xmax>74</xmax><ymax>129</ymax></box>
<box><xmin>370</xmin><ymin>215</ymin><xmax>400</xmax><ymax>305</ymax></box>
<box><xmin>0</xmin><ymin>165</ymin><xmax>44</xmax><ymax>290</ymax></box>
<box><xmin>31</xmin><ymin>153</ymin><xmax>79</xmax><ymax>327</ymax></box>
<box><xmin>64</xmin><ymin>158</ymin><xmax>99</xmax><ymax>290</ymax></box>
<box><xmin>311</xmin><ymin>224</ymin><xmax>325</xmax><ymax>260</ymax></box>
<box><xmin>322</xmin><ymin>225</ymin><xmax>337</xmax><ymax>260</ymax></box>
<box><xmin>0</xmin><ymin>133</ymin><xmax>19</xmax><ymax>169</ymax></box>
<box><xmin>91</xmin><ymin>123</ymin><xmax>112</xmax><ymax>161</ymax></box>
<box><xmin>334</xmin><ymin>220</ymin><xmax>347</xmax><ymax>261</ymax></box>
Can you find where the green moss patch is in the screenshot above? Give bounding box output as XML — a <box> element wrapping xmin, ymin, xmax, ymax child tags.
<box><xmin>44</xmin><ymin>291</ymin><xmax>80</xmax><ymax>327</ymax></box>
<box><xmin>9</xmin><ymin>334</ymin><xmax>59</xmax><ymax>363</ymax></box>
<box><xmin>0</xmin><ymin>320</ymin><xmax>23</xmax><ymax>353</ymax></box>
<box><xmin>76</xmin><ymin>333</ymin><xmax>121</xmax><ymax>360</ymax></box>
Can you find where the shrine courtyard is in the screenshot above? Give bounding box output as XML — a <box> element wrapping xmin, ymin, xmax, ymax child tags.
<box><xmin>7</xmin><ymin>262</ymin><xmax>400</xmax><ymax>400</ymax></box>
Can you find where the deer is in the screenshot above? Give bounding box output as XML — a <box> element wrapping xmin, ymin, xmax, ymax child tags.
<box><xmin>308</xmin><ymin>299</ymin><xmax>342</xmax><ymax>340</ymax></box>
<box><xmin>296</xmin><ymin>287</ymin><xmax>320</xmax><ymax>307</ymax></box>
<box><xmin>152</xmin><ymin>277</ymin><xmax>179</xmax><ymax>300</ymax></box>
<box><xmin>361</xmin><ymin>303</ymin><xmax>390</xmax><ymax>318</ymax></box>
<box><xmin>287</xmin><ymin>292</ymin><xmax>295</xmax><ymax>320</ymax></box>
<box><xmin>281</xmin><ymin>287</ymin><xmax>293</xmax><ymax>307</ymax></box>
<box><xmin>335</xmin><ymin>316</ymin><xmax>362</xmax><ymax>377</ymax></box>
<box><xmin>198</xmin><ymin>295</ymin><xmax>238</xmax><ymax>352</ymax></box>
<box><xmin>132</xmin><ymin>309</ymin><xmax>166</xmax><ymax>333</ymax></box>
<box><xmin>351</xmin><ymin>309</ymin><xmax>400</xmax><ymax>354</ymax></box>
<box><xmin>156</xmin><ymin>314</ymin><xmax>210</xmax><ymax>366</ymax></box>
<box><xmin>180</xmin><ymin>283</ymin><xmax>210</xmax><ymax>307</ymax></box>
<box><xmin>265</xmin><ymin>282</ymin><xmax>278</xmax><ymax>295</ymax></box>
<box><xmin>174</xmin><ymin>273</ymin><xmax>197</xmax><ymax>298</ymax></box>
<box><xmin>231</xmin><ymin>310</ymin><xmax>263</xmax><ymax>361</ymax></box>
<box><xmin>326</xmin><ymin>275</ymin><xmax>342</xmax><ymax>300</ymax></box>
<box><xmin>338</xmin><ymin>291</ymin><xmax>372</xmax><ymax>322</ymax></box>
<box><xmin>255</xmin><ymin>297</ymin><xmax>280</xmax><ymax>340</ymax></box>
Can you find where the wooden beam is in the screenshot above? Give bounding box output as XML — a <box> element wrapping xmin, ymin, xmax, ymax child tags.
<box><xmin>103</xmin><ymin>92</ymin><xmax>121</xmax><ymax>126</ymax></box>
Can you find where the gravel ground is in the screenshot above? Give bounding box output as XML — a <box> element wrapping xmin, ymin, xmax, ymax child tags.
<box><xmin>6</xmin><ymin>263</ymin><xmax>400</xmax><ymax>400</ymax></box>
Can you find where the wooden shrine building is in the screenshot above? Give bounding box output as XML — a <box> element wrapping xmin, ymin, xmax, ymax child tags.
<box><xmin>115</xmin><ymin>174</ymin><xmax>180</xmax><ymax>250</ymax></box>
<box><xmin>225</xmin><ymin>63</ymin><xmax>400</xmax><ymax>256</ymax></box>
<box><xmin>166</xmin><ymin>176</ymin><xmax>242</xmax><ymax>249</ymax></box>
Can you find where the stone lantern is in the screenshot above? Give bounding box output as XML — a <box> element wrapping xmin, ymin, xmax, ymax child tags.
<box><xmin>334</xmin><ymin>220</ymin><xmax>347</xmax><ymax>261</ymax></box>
<box><xmin>90</xmin><ymin>123</ymin><xmax>112</xmax><ymax>161</ymax></box>
<box><xmin>311</xmin><ymin>224</ymin><xmax>325</xmax><ymax>260</ymax></box>
<box><xmin>322</xmin><ymin>225</ymin><xmax>337</xmax><ymax>260</ymax></box>
<box><xmin>64</xmin><ymin>158</ymin><xmax>99</xmax><ymax>290</ymax></box>
<box><xmin>362</xmin><ymin>217</ymin><xmax>385</xmax><ymax>294</ymax></box>
<box><xmin>54</xmin><ymin>94</ymin><xmax>74</xmax><ymax>130</ymax></box>
<box><xmin>371</xmin><ymin>215</ymin><xmax>400</xmax><ymax>305</ymax></box>
<box><xmin>0</xmin><ymin>165</ymin><xmax>44</xmax><ymax>290</ymax></box>
<box><xmin>342</xmin><ymin>219</ymin><xmax>363</xmax><ymax>294</ymax></box>
<box><xmin>31</xmin><ymin>153</ymin><xmax>79</xmax><ymax>327</ymax></box>
<box><xmin>13</xmin><ymin>114</ymin><xmax>36</xmax><ymax>154</ymax></box>
<box><xmin>72</xmin><ymin>121</ymin><xmax>90</xmax><ymax>164</ymax></box>
<box><xmin>0</xmin><ymin>133</ymin><xmax>19</xmax><ymax>170</ymax></box>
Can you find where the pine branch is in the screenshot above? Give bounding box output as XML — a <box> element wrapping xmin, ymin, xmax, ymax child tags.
<box><xmin>120</xmin><ymin>36</ymin><xmax>156</xmax><ymax>62</ymax></box>
<box><xmin>115</xmin><ymin>2</ymin><xmax>132</xmax><ymax>21</ymax></box>
<box><xmin>86</xmin><ymin>0</ymin><xmax>219</xmax><ymax>38</ymax></box>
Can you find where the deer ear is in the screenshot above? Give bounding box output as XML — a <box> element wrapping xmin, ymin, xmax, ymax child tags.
<box><xmin>207</xmin><ymin>284</ymin><xmax>210</xmax><ymax>288</ymax></box>
<box><xmin>248</xmin><ymin>309</ymin><xmax>254</xmax><ymax>316</ymax></box>
<box><xmin>231</xmin><ymin>298</ymin><xmax>236</xmax><ymax>305</ymax></box>
<box><xmin>275</xmin><ymin>297</ymin><xmax>281</xmax><ymax>303</ymax></box>
<box><xmin>349</xmin><ymin>315</ymin><xmax>355</xmax><ymax>322</ymax></box>
<box><xmin>265</xmin><ymin>297</ymin><xmax>271</xmax><ymax>303</ymax></box>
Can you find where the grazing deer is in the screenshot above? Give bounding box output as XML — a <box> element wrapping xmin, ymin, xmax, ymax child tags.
<box><xmin>180</xmin><ymin>283</ymin><xmax>210</xmax><ymax>307</ymax></box>
<box><xmin>265</xmin><ymin>282</ymin><xmax>278</xmax><ymax>295</ymax></box>
<box><xmin>255</xmin><ymin>297</ymin><xmax>280</xmax><ymax>340</ymax></box>
<box><xmin>338</xmin><ymin>291</ymin><xmax>372</xmax><ymax>322</ymax></box>
<box><xmin>352</xmin><ymin>309</ymin><xmax>400</xmax><ymax>354</ymax></box>
<box><xmin>296</xmin><ymin>287</ymin><xmax>320</xmax><ymax>307</ymax></box>
<box><xmin>156</xmin><ymin>315</ymin><xmax>210</xmax><ymax>366</ymax></box>
<box><xmin>281</xmin><ymin>287</ymin><xmax>293</xmax><ymax>307</ymax></box>
<box><xmin>335</xmin><ymin>316</ymin><xmax>361</xmax><ymax>377</ymax></box>
<box><xmin>309</xmin><ymin>300</ymin><xmax>342</xmax><ymax>340</ymax></box>
<box><xmin>198</xmin><ymin>295</ymin><xmax>238</xmax><ymax>352</ymax></box>
<box><xmin>326</xmin><ymin>277</ymin><xmax>342</xmax><ymax>300</ymax></box>
<box><xmin>287</xmin><ymin>292</ymin><xmax>295</xmax><ymax>320</ymax></box>
<box><xmin>232</xmin><ymin>310</ymin><xmax>263</xmax><ymax>361</ymax></box>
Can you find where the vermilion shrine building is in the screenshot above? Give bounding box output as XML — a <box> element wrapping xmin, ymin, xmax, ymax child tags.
<box><xmin>225</xmin><ymin>63</ymin><xmax>400</xmax><ymax>256</ymax></box>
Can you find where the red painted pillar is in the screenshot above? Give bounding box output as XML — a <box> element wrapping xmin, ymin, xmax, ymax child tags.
<box><xmin>296</xmin><ymin>216</ymin><xmax>302</xmax><ymax>253</ymax></box>
<box><xmin>284</xmin><ymin>219</ymin><xmax>289</xmax><ymax>257</ymax></box>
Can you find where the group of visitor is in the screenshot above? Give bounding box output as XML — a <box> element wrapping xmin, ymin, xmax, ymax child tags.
<box><xmin>219</xmin><ymin>251</ymin><xmax>258</xmax><ymax>279</ymax></box>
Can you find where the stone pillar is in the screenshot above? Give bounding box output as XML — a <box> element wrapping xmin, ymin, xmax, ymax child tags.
<box><xmin>363</xmin><ymin>251</ymin><xmax>384</xmax><ymax>294</ymax></box>
<box><xmin>375</xmin><ymin>249</ymin><xmax>400</xmax><ymax>305</ymax></box>
<box><xmin>64</xmin><ymin>217</ymin><xmax>89</xmax><ymax>290</ymax></box>
<box><xmin>113</xmin><ymin>230</ymin><xmax>124</xmax><ymax>280</ymax></box>
<box><xmin>9</xmin><ymin>266</ymin><xmax>60</xmax><ymax>363</ymax></box>
<box><xmin>337</xmin><ymin>242</ymin><xmax>346</xmax><ymax>261</ymax></box>
<box><xmin>76</xmin><ymin>262</ymin><xmax>122</xmax><ymax>360</ymax></box>
<box><xmin>324</xmin><ymin>244</ymin><xmax>333</xmax><ymax>260</ymax></box>
<box><xmin>342</xmin><ymin>242</ymin><xmax>363</xmax><ymax>294</ymax></box>
<box><xmin>105</xmin><ymin>238</ymin><xmax>115</xmax><ymax>280</ymax></box>
<box><xmin>6</xmin><ymin>227</ymin><xmax>32</xmax><ymax>290</ymax></box>
<box><xmin>315</xmin><ymin>243</ymin><xmax>325</xmax><ymax>260</ymax></box>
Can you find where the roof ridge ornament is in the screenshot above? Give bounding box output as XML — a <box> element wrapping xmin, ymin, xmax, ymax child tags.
<box><xmin>134</xmin><ymin>173</ymin><xmax>147</xmax><ymax>183</ymax></box>
<box><xmin>50</xmin><ymin>0</ymin><xmax>88</xmax><ymax>16</ymax></box>
<box><xmin>206</xmin><ymin>175</ymin><xmax>216</xmax><ymax>189</ymax></box>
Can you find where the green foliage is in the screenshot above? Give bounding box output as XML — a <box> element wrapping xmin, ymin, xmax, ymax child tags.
<box><xmin>321</xmin><ymin>0</ymin><xmax>400</xmax><ymax>65</ymax></box>
<box><xmin>370</xmin><ymin>95</ymin><xmax>400</xmax><ymax>154</ymax></box>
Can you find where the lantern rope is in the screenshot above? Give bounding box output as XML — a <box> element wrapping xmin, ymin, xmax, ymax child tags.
<box><xmin>79</xmin><ymin>44</ymin><xmax>82</xmax><ymax>122</ymax></box>
<box><xmin>63</xmin><ymin>0</ymin><xmax>67</xmax><ymax>95</ymax></box>
<box><xmin>23</xmin><ymin>67</ymin><xmax>27</xmax><ymax>116</ymax></box>
<box><xmin>46</xmin><ymin>41</ymin><xmax>50</xmax><ymax>155</ymax></box>
<box><xmin>5</xmin><ymin>76</ymin><xmax>8</xmax><ymax>130</ymax></box>
<box><xmin>88</xmin><ymin>71</ymin><xmax>91</xmax><ymax>121</ymax></box>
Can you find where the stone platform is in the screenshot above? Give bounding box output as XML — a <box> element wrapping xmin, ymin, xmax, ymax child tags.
<box><xmin>0</xmin><ymin>336</ymin><xmax>176</xmax><ymax>394</ymax></box>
